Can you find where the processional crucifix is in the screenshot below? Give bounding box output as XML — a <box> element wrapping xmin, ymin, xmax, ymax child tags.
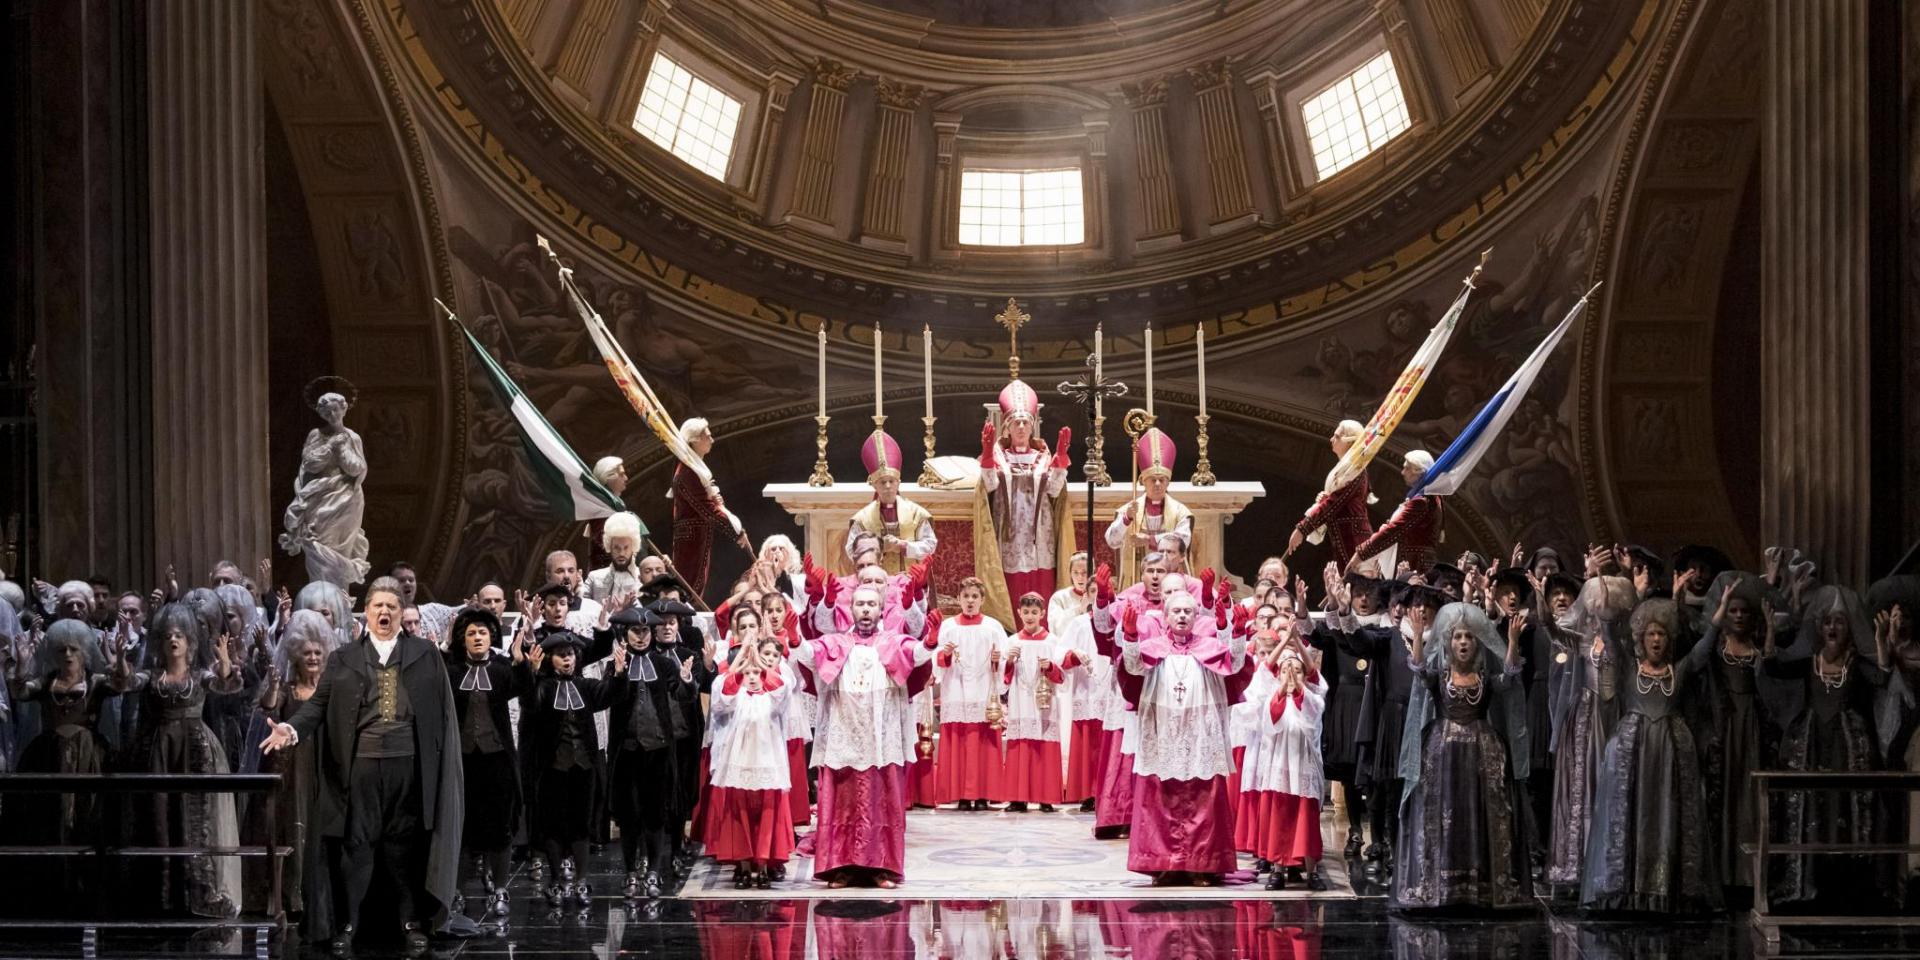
<box><xmin>1058</xmin><ymin>347</ymin><xmax>1127</xmax><ymax>566</ymax></box>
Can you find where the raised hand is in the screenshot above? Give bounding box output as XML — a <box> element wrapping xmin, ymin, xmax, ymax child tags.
<box><xmin>276</xmin><ymin>588</ymin><xmax>293</xmax><ymax>626</ymax></box>
<box><xmin>1672</xmin><ymin>568</ymin><xmax>1696</xmax><ymax>598</ymax></box>
<box><xmin>1120</xmin><ymin>603</ymin><xmax>1139</xmax><ymax>641</ymax></box>
<box><xmin>1510</xmin><ymin>542</ymin><xmax>1526</xmax><ymax>568</ymax></box>
<box><xmin>1093</xmin><ymin>562</ymin><xmax>1114</xmax><ymax>608</ymax></box>
<box><xmin>1197</xmin><ymin>568</ymin><xmax>1218</xmax><ymax>606</ymax></box>
<box><xmin>805</xmin><ymin>559</ymin><xmax>827</xmax><ymax>607</ymax></box>
<box><xmin>1231</xmin><ymin>602</ymin><xmax>1252</xmax><ymax>636</ymax></box>
<box><xmin>1214</xmin><ymin>592</ymin><xmax>1230</xmax><ymax>629</ymax></box>
<box><xmin>612</xmin><ymin>639</ymin><xmax>629</xmax><ymax>674</ymax></box>
<box><xmin>1052</xmin><ymin>427</ymin><xmax>1072</xmax><ymax>468</ymax></box>
<box><xmin>980</xmin><ymin>420</ymin><xmax>998</xmax><ymax>465</ymax></box>
<box><xmin>1712</xmin><ymin>583</ymin><xmax>1733</xmax><ymax>627</ymax></box>
<box><xmin>679</xmin><ymin>654</ymin><xmax>695</xmax><ymax>684</ymax></box>
<box><xmin>525</xmin><ymin>640</ymin><xmax>546</xmax><ymax>672</ymax></box>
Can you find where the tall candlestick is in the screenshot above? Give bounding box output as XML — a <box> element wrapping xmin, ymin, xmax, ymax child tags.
<box><xmin>1145</xmin><ymin>322</ymin><xmax>1154</xmax><ymax>415</ymax></box>
<box><xmin>817</xmin><ymin>323</ymin><xmax>827</xmax><ymax>418</ymax></box>
<box><xmin>1196</xmin><ymin>322</ymin><xmax>1207</xmax><ymax>415</ymax></box>
<box><xmin>872</xmin><ymin>323</ymin><xmax>883</xmax><ymax>418</ymax></box>
<box><xmin>923</xmin><ymin>324</ymin><xmax>933</xmax><ymax>418</ymax></box>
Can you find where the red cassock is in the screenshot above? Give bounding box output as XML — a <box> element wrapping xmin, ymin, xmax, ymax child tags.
<box><xmin>995</xmin><ymin>646</ymin><xmax>1073</xmax><ymax>805</ymax></box>
<box><xmin>1295</xmin><ymin>473</ymin><xmax>1374</xmax><ymax>567</ymax></box>
<box><xmin>1234</xmin><ymin>689</ymin><xmax>1325</xmax><ymax>868</ymax></box>
<box><xmin>671</xmin><ymin>462</ymin><xmax>729</xmax><ymax>597</ymax></box>
<box><xmin>1063</xmin><ymin>717</ymin><xmax>1104</xmax><ymax>803</ymax></box>
<box><xmin>703</xmin><ymin>672</ymin><xmax>796</xmax><ymax>866</ymax></box>
<box><xmin>1352</xmin><ymin>494</ymin><xmax>1444</xmax><ymax>573</ymax></box>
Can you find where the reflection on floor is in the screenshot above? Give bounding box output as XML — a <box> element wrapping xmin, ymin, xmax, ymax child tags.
<box><xmin>8</xmin><ymin>805</ymin><xmax>1915</xmax><ymax>958</ymax></box>
<box><xmin>683</xmin><ymin>808</ymin><xmax>1362</xmax><ymax>900</ymax></box>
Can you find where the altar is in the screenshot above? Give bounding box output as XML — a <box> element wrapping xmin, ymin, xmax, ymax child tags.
<box><xmin>761</xmin><ymin>481</ymin><xmax>1266</xmax><ymax>597</ymax></box>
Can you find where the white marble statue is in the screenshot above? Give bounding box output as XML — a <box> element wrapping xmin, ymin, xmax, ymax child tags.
<box><xmin>279</xmin><ymin>378</ymin><xmax>371</xmax><ymax>587</ymax></box>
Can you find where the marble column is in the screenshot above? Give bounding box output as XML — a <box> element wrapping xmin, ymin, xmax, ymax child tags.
<box><xmin>26</xmin><ymin>0</ymin><xmax>152</xmax><ymax>587</ymax></box>
<box><xmin>148</xmin><ymin>0</ymin><xmax>271</xmax><ymax>584</ymax></box>
<box><xmin>1760</xmin><ymin>1</ymin><xmax>1871</xmax><ymax>585</ymax></box>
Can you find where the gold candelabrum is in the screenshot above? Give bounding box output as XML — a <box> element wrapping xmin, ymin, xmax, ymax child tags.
<box><xmin>807</xmin><ymin>414</ymin><xmax>833</xmax><ymax>486</ymax></box>
<box><xmin>1190</xmin><ymin>413</ymin><xmax>1218</xmax><ymax>486</ymax></box>
<box><xmin>918</xmin><ymin>415</ymin><xmax>940</xmax><ymax>485</ymax></box>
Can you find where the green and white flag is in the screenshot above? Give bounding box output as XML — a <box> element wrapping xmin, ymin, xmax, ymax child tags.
<box><xmin>457</xmin><ymin>320</ymin><xmax>627</xmax><ymax>522</ymax></box>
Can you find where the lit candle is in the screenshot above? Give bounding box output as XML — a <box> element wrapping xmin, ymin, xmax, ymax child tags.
<box><xmin>923</xmin><ymin>324</ymin><xmax>933</xmax><ymax>419</ymax></box>
<box><xmin>873</xmin><ymin>323</ymin><xmax>883</xmax><ymax>418</ymax></box>
<box><xmin>1196</xmin><ymin>322</ymin><xmax>1207</xmax><ymax>416</ymax></box>
<box><xmin>817</xmin><ymin>323</ymin><xmax>827</xmax><ymax>418</ymax></box>
<box><xmin>1145</xmin><ymin>322</ymin><xmax>1154</xmax><ymax>415</ymax></box>
<box><xmin>1093</xmin><ymin>323</ymin><xmax>1104</xmax><ymax>421</ymax></box>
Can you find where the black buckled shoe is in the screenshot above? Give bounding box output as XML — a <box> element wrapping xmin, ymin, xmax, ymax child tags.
<box><xmin>401</xmin><ymin>922</ymin><xmax>428</xmax><ymax>957</ymax></box>
<box><xmin>329</xmin><ymin>924</ymin><xmax>355</xmax><ymax>956</ymax></box>
<box><xmin>1343</xmin><ymin>833</ymin><xmax>1364</xmax><ymax>860</ymax></box>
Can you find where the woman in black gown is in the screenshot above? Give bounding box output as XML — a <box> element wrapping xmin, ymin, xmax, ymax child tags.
<box><xmin>1392</xmin><ymin>601</ymin><xmax>1532</xmax><ymax>910</ymax></box>
<box><xmin>1687</xmin><ymin>571</ymin><xmax>1776</xmax><ymax>895</ymax></box>
<box><xmin>4</xmin><ymin>620</ymin><xmax>113</xmax><ymax>909</ymax></box>
<box><xmin>1546</xmin><ymin>574</ymin><xmax>1625</xmax><ymax>890</ymax></box>
<box><xmin>1764</xmin><ymin>585</ymin><xmax>1900</xmax><ymax>909</ymax></box>
<box><xmin>1580</xmin><ymin>598</ymin><xmax>1721</xmax><ymax>913</ymax></box>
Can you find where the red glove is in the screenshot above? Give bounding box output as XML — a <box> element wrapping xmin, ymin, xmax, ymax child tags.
<box><xmin>804</xmin><ymin>561</ymin><xmax>826</xmax><ymax>607</ymax></box>
<box><xmin>1121</xmin><ymin>602</ymin><xmax>1139</xmax><ymax>641</ymax></box>
<box><xmin>1214</xmin><ymin>592</ymin><xmax>1230</xmax><ymax>630</ymax></box>
<box><xmin>823</xmin><ymin>572</ymin><xmax>841</xmax><ymax>607</ymax></box>
<box><xmin>1198</xmin><ymin>568</ymin><xmax>1218</xmax><ymax>607</ymax></box>
<box><xmin>1094</xmin><ymin>562</ymin><xmax>1114</xmax><ymax>608</ymax></box>
<box><xmin>1231</xmin><ymin>602</ymin><xmax>1252</xmax><ymax>636</ymax></box>
<box><xmin>1052</xmin><ymin>427</ymin><xmax>1072</xmax><ymax>469</ymax></box>
<box><xmin>907</xmin><ymin>559</ymin><xmax>931</xmax><ymax>601</ymax></box>
<box><xmin>980</xmin><ymin>420</ymin><xmax>998</xmax><ymax>468</ymax></box>
<box><xmin>784</xmin><ymin>609</ymin><xmax>801</xmax><ymax>646</ymax></box>
<box><xmin>924</xmin><ymin>609</ymin><xmax>944</xmax><ymax>649</ymax></box>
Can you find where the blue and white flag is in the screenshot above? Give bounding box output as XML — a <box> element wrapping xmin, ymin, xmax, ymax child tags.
<box><xmin>1407</xmin><ymin>283</ymin><xmax>1600</xmax><ymax>499</ymax></box>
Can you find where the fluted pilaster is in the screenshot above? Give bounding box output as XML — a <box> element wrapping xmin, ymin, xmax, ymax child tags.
<box><xmin>1761</xmin><ymin>0</ymin><xmax>1870</xmax><ymax>584</ymax></box>
<box><xmin>789</xmin><ymin>59</ymin><xmax>855</xmax><ymax>227</ymax></box>
<box><xmin>860</xmin><ymin>79</ymin><xmax>923</xmax><ymax>249</ymax></box>
<box><xmin>149</xmin><ymin>0</ymin><xmax>269</xmax><ymax>581</ymax></box>
<box><xmin>1122</xmin><ymin>78</ymin><xmax>1180</xmax><ymax>246</ymax></box>
<box><xmin>1187</xmin><ymin>59</ymin><xmax>1256</xmax><ymax>227</ymax></box>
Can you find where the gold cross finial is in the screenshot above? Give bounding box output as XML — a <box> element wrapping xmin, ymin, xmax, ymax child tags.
<box><xmin>996</xmin><ymin>297</ymin><xmax>1031</xmax><ymax>380</ymax></box>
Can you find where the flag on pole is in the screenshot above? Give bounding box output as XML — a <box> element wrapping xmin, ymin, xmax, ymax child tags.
<box><xmin>453</xmin><ymin>311</ymin><xmax>627</xmax><ymax>522</ymax></box>
<box><xmin>540</xmin><ymin>239</ymin><xmax>713</xmax><ymax>486</ymax></box>
<box><xmin>537</xmin><ymin>237</ymin><xmax>744</xmax><ymax>538</ymax></box>
<box><xmin>1408</xmin><ymin>283</ymin><xmax>1601</xmax><ymax>499</ymax></box>
<box><xmin>1320</xmin><ymin>253</ymin><xmax>1490</xmax><ymax>495</ymax></box>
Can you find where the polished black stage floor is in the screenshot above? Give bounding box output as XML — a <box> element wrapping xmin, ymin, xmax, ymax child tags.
<box><xmin>5</xmin><ymin>837</ymin><xmax>1916</xmax><ymax>959</ymax></box>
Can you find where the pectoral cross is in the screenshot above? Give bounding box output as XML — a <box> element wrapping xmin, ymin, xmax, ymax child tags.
<box><xmin>1172</xmin><ymin>677</ymin><xmax>1189</xmax><ymax>704</ymax></box>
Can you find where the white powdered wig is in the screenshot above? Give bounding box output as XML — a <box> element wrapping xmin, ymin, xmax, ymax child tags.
<box><xmin>593</xmin><ymin>456</ymin><xmax>625</xmax><ymax>484</ymax></box>
<box><xmin>678</xmin><ymin>418</ymin><xmax>711</xmax><ymax>447</ymax></box>
<box><xmin>1404</xmin><ymin>449</ymin><xmax>1435</xmax><ymax>473</ymax></box>
<box><xmin>602</xmin><ymin>511</ymin><xmax>644</xmax><ymax>549</ymax></box>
